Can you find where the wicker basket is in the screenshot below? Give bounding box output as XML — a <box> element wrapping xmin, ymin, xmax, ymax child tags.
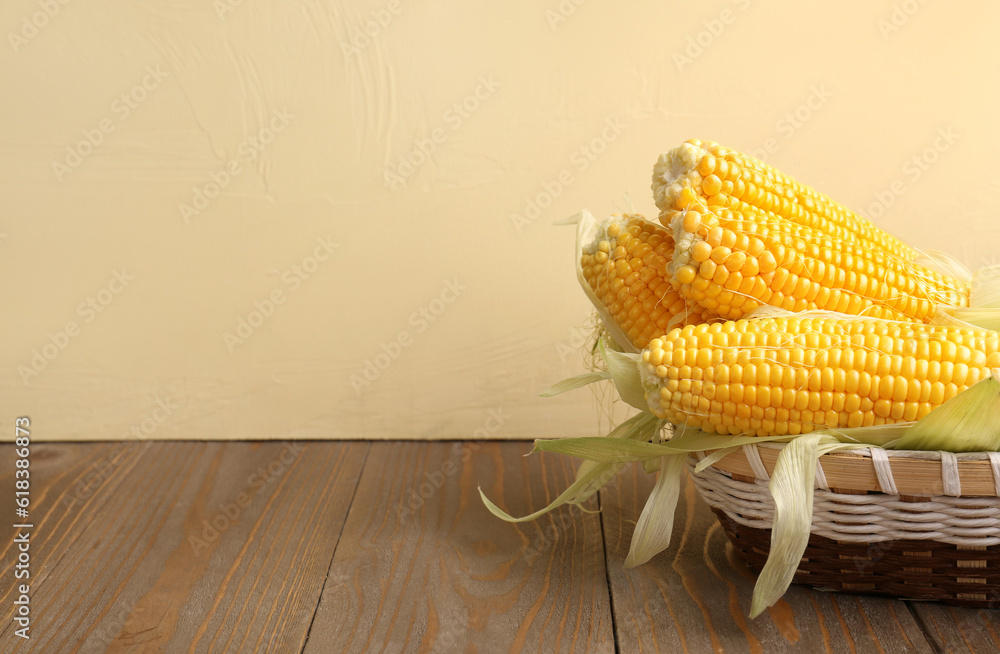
<box><xmin>690</xmin><ymin>444</ymin><xmax>1000</xmax><ymax>607</ymax></box>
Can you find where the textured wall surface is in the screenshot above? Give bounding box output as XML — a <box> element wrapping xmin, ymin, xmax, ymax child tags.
<box><xmin>2</xmin><ymin>0</ymin><xmax>998</xmax><ymax>441</ymax></box>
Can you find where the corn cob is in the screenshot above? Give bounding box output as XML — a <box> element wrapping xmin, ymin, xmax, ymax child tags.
<box><xmin>579</xmin><ymin>214</ymin><xmax>715</xmax><ymax>350</ymax></box>
<box><xmin>651</xmin><ymin>140</ymin><xmax>969</xmax><ymax>322</ymax></box>
<box><xmin>640</xmin><ymin>317</ymin><xmax>1000</xmax><ymax>437</ymax></box>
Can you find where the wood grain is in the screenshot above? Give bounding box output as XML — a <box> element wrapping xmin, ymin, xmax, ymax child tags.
<box><xmin>304</xmin><ymin>441</ymin><xmax>615</xmax><ymax>653</ymax></box>
<box><xmin>4</xmin><ymin>440</ymin><xmax>997</xmax><ymax>653</ymax></box>
<box><xmin>0</xmin><ymin>440</ymin><xmax>367</xmax><ymax>653</ymax></box>
<box><xmin>599</xmin><ymin>461</ymin><xmax>936</xmax><ymax>653</ymax></box>
<box><xmin>908</xmin><ymin>602</ymin><xmax>1000</xmax><ymax>653</ymax></box>
<box><xmin>0</xmin><ymin>440</ymin><xmax>155</xmax><ymax>648</ymax></box>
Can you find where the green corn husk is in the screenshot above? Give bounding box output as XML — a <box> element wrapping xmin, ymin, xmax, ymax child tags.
<box><xmin>598</xmin><ymin>339</ymin><xmax>646</xmax><ymax>411</ymax></box>
<box><xmin>624</xmin><ymin>453</ymin><xmax>687</xmax><ymax>568</ymax></box>
<box><xmin>750</xmin><ymin>434</ymin><xmax>821</xmax><ymax>618</ymax></box>
<box><xmin>539</xmin><ymin>371</ymin><xmax>611</xmax><ymax>397</ymax></box>
<box><xmin>890</xmin><ymin>371</ymin><xmax>1000</xmax><ymax>452</ymax></box>
<box><xmin>479</xmin><ymin>412</ymin><xmax>665</xmax><ymax>523</ymax></box>
<box><xmin>748</xmin><ymin>435</ymin><xmax>861</xmax><ymax>617</ymax></box>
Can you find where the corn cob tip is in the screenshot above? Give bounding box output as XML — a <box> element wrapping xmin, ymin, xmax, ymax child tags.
<box><xmin>651</xmin><ymin>140</ymin><xmax>712</xmax><ymax>220</ymax></box>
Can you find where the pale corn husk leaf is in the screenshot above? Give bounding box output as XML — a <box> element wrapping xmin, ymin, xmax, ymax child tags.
<box><xmin>749</xmin><ymin>436</ymin><xmax>878</xmax><ymax>617</ymax></box>
<box><xmin>928</xmin><ymin>309</ymin><xmax>969</xmax><ymax>329</ymax></box>
<box><xmin>599</xmin><ymin>339</ymin><xmax>647</xmax><ymax>411</ymax></box>
<box><xmin>532</xmin><ymin>436</ymin><xmax>675</xmax><ymax>463</ymax></box>
<box><xmin>814</xmin><ymin>423</ymin><xmax>915</xmax><ymax>448</ymax></box>
<box><xmin>574</xmin><ymin>211</ymin><xmax>639</xmax><ymax>354</ymax></box>
<box><xmin>480</xmin><ymin>413</ymin><xmax>662</xmax><ymax>522</ymax></box>
<box><xmin>934</xmin><ymin>307</ymin><xmax>1000</xmax><ymax>332</ymax></box>
<box><xmin>890</xmin><ymin>371</ymin><xmax>1000</xmax><ymax>452</ymax></box>
<box><xmin>613</xmin><ymin>191</ymin><xmax>637</xmax><ymax>215</ymax></box>
<box><xmin>569</xmin><ymin>460</ymin><xmax>625</xmax><ymax>507</ymax></box>
<box><xmin>479</xmin><ymin>461</ymin><xmax>622</xmax><ymax>523</ymax></box>
<box><xmin>665</xmin><ymin>430</ymin><xmax>792</xmax><ymax>452</ymax></box>
<box><xmin>533</xmin><ymin>420</ymin><xmax>798</xmax><ymax>463</ymax></box>
<box><xmin>693</xmin><ymin>446</ymin><xmax>741</xmax><ymax>473</ymax></box>
<box><xmin>595</xmin><ymin>410</ymin><xmax>662</xmax><ymax>444</ymax></box>
<box><xmin>480</xmin><ymin>413</ymin><xmax>665</xmax><ymax>522</ymax></box>
<box><xmin>624</xmin><ymin>454</ymin><xmax>688</xmax><ymax>568</ymax></box>
<box><xmin>537</xmin><ymin>431</ymin><xmax>807</xmax><ymax>471</ymax></box>
<box><xmin>749</xmin><ymin>434</ymin><xmax>822</xmax><ymax>618</ymax></box>
<box><xmin>539</xmin><ymin>371</ymin><xmax>612</xmax><ymax>397</ymax></box>
<box><xmin>933</xmin><ymin>264</ymin><xmax>1000</xmax><ymax>327</ymax></box>
<box><xmin>553</xmin><ymin>210</ymin><xmax>586</xmax><ymax>226</ymax></box>
<box><xmin>570</xmin><ymin>413</ymin><xmax>664</xmax><ymax>505</ymax></box>
<box><xmin>601</xmin><ymin>331</ymin><xmax>628</xmax><ymax>355</ymax></box>
<box><xmin>971</xmin><ymin>265</ymin><xmax>1000</xmax><ymax>308</ymax></box>
<box><xmin>642</xmin><ymin>458</ymin><xmax>662</xmax><ymax>474</ymax></box>
<box><xmin>916</xmin><ymin>249</ymin><xmax>973</xmax><ymax>284</ymax></box>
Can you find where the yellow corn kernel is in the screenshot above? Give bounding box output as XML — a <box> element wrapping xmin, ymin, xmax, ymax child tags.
<box><xmin>652</xmin><ymin>140</ymin><xmax>970</xmax><ymax>322</ymax></box>
<box><xmin>581</xmin><ymin>214</ymin><xmax>717</xmax><ymax>349</ymax></box>
<box><xmin>640</xmin><ymin>317</ymin><xmax>999</xmax><ymax>437</ymax></box>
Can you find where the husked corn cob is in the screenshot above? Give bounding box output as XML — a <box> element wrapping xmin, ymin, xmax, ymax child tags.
<box><xmin>640</xmin><ymin>317</ymin><xmax>1000</xmax><ymax>437</ymax></box>
<box><xmin>580</xmin><ymin>214</ymin><xmax>715</xmax><ymax>349</ymax></box>
<box><xmin>651</xmin><ymin>140</ymin><xmax>970</xmax><ymax>322</ymax></box>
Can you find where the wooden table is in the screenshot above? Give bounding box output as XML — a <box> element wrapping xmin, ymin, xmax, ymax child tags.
<box><xmin>2</xmin><ymin>440</ymin><xmax>998</xmax><ymax>653</ymax></box>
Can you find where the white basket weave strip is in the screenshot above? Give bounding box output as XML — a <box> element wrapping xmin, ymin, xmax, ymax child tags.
<box><xmin>941</xmin><ymin>451</ymin><xmax>961</xmax><ymax>496</ymax></box>
<box><xmin>689</xmin><ymin>459</ymin><xmax>1000</xmax><ymax>546</ymax></box>
<box><xmin>741</xmin><ymin>444</ymin><xmax>769</xmax><ymax>480</ymax></box>
<box><xmin>991</xmin><ymin>452</ymin><xmax>1000</xmax><ymax>496</ymax></box>
<box><xmin>870</xmin><ymin>447</ymin><xmax>898</xmax><ymax>495</ymax></box>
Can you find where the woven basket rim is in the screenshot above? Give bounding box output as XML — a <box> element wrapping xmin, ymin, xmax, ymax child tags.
<box><xmin>700</xmin><ymin>444</ymin><xmax>1000</xmax><ymax>497</ymax></box>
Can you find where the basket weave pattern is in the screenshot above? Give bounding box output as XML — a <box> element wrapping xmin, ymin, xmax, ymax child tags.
<box><xmin>690</xmin><ymin>445</ymin><xmax>1000</xmax><ymax>607</ymax></box>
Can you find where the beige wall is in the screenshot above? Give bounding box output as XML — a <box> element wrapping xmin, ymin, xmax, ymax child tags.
<box><xmin>2</xmin><ymin>0</ymin><xmax>998</xmax><ymax>441</ymax></box>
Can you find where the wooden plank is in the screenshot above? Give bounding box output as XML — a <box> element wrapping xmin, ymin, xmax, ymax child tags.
<box><xmin>599</xmin><ymin>462</ymin><xmax>935</xmax><ymax>653</ymax></box>
<box><xmin>0</xmin><ymin>440</ymin><xmax>155</xmax><ymax>648</ymax></box>
<box><xmin>305</xmin><ymin>441</ymin><xmax>615</xmax><ymax>653</ymax></box>
<box><xmin>0</xmin><ymin>441</ymin><xmax>366</xmax><ymax>652</ymax></box>
<box><xmin>908</xmin><ymin>603</ymin><xmax>1000</xmax><ymax>652</ymax></box>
